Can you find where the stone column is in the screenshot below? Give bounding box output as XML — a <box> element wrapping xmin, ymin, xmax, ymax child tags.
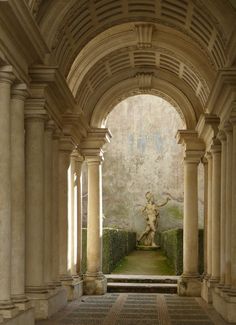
<box><xmin>44</xmin><ymin>120</ymin><xmax>55</xmax><ymax>289</ymax></box>
<box><xmin>51</xmin><ymin>130</ymin><xmax>61</xmax><ymax>286</ymax></box>
<box><xmin>83</xmin><ymin>154</ymin><xmax>107</xmax><ymax>295</ymax></box>
<box><xmin>202</xmin><ymin>157</ymin><xmax>208</xmax><ymax>276</ymax></box>
<box><xmin>206</xmin><ymin>153</ymin><xmax>213</xmax><ymax>279</ymax></box>
<box><xmin>25</xmin><ymin>101</ymin><xmax>48</xmax><ymax>295</ymax></box>
<box><xmin>231</xmin><ymin>115</ymin><xmax>236</xmax><ymax>289</ymax></box>
<box><xmin>0</xmin><ymin>68</ymin><xmax>18</xmax><ymax>318</ymax></box>
<box><xmin>69</xmin><ymin>150</ymin><xmax>78</xmax><ymax>277</ymax></box>
<box><xmin>224</xmin><ymin>123</ymin><xmax>233</xmax><ymax>288</ymax></box>
<box><xmin>58</xmin><ymin>137</ymin><xmax>74</xmax><ymax>281</ymax></box>
<box><xmin>210</xmin><ymin>139</ymin><xmax>221</xmax><ymax>282</ymax></box>
<box><xmin>218</xmin><ymin>131</ymin><xmax>227</xmax><ymax>286</ymax></box>
<box><xmin>10</xmin><ymin>84</ymin><xmax>30</xmax><ymax>310</ymax></box>
<box><xmin>75</xmin><ymin>154</ymin><xmax>84</xmax><ymax>277</ymax></box>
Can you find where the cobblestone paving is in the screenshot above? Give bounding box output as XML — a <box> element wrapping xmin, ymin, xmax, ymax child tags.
<box><xmin>37</xmin><ymin>293</ymin><xmax>229</xmax><ymax>325</ymax></box>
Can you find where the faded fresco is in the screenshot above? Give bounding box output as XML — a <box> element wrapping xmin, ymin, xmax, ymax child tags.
<box><xmin>82</xmin><ymin>95</ymin><xmax>204</xmax><ymax>233</ymax></box>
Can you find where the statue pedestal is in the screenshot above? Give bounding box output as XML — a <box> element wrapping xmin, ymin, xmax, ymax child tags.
<box><xmin>136</xmin><ymin>245</ymin><xmax>160</xmax><ymax>251</ymax></box>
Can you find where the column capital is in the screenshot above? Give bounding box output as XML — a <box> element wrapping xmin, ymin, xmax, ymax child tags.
<box><xmin>223</xmin><ymin>121</ymin><xmax>233</xmax><ymax>134</ymax></box>
<box><xmin>45</xmin><ymin>119</ymin><xmax>56</xmax><ymax>132</ymax></box>
<box><xmin>210</xmin><ymin>138</ymin><xmax>221</xmax><ymax>154</ymax></box>
<box><xmin>59</xmin><ymin>136</ymin><xmax>75</xmax><ymax>152</ymax></box>
<box><xmin>205</xmin><ymin>151</ymin><xmax>212</xmax><ymax>161</ymax></box>
<box><xmin>11</xmin><ymin>83</ymin><xmax>28</xmax><ymax>101</ymax></box>
<box><xmin>229</xmin><ymin>106</ymin><xmax>236</xmax><ymax>125</ymax></box>
<box><xmin>0</xmin><ymin>66</ymin><xmax>15</xmax><ymax>84</ymax></box>
<box><xmin>85</xmin><ymin>152</ymin><xmax>104</xmax><ymax>164</ymax></box>
<box><xmin>184</xmin><ymin>151</ymin><xmax>203</xmax><ymax>164</ymax></box>
<box><xmin>218</xmin><ymin>130</ymin><xmax>226</xmax><ymax>142</ymax></box>
<box><xmin>176</xmin><ymin>129</ymin><xmax>205</xmax><ymax>151</ymax></box>
<box><xmin>80</xmin><ymin>128</ymin><xmax>112</xmax><ymax>152</ymax></box>
<box><xmin>25</xmin><ymin>98</ymin><xmax>48</xmax><ymax>121</ymax></box>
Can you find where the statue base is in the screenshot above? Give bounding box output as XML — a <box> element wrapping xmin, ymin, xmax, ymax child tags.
<box><xmin>136</xmin><ymin>245</ymin><xmax>160</xmax><ymax>251</ymax></box>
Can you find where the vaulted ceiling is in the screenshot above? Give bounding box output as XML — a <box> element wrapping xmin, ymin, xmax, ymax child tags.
<box><xmin>26</xmin><ymin>0</ymin><xmax>236</xmax><ymax>128</ymax></box>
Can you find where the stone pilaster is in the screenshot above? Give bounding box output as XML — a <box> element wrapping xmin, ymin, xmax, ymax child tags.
<box><xmin>10</xmin><ymin>84</ymin><xmax>30</xmax><ymax>311</ymax></box>
<box><xmin>44</xmin><ymin>120</ymin><xmax>56</xmax><ymax>290</ymax></box>
<box><xmin>0</xmin><ymin>68</ymin><xmax>19</xmax><ymax>318</ymax></box>
<box><xmin>210</xmin><ymin>139</ymin><xmax>221</xmax><ymax>283</ymax></box>
<box><xmin>176</xmin><ymin>130</ymin><xmax>204</xmax><ymax>296</ymax></box>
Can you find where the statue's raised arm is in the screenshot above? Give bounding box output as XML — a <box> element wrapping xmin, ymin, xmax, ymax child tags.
<box><xmin>157</xmin><ymin>197</ymin><xmax>170</xmax><ymax>208</ymax></box>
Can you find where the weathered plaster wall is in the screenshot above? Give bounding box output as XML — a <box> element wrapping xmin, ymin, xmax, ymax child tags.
<box><xmin>82</xmin><ymin>95</ymin><xmax>204</xmax><ymax>234</ymax></box>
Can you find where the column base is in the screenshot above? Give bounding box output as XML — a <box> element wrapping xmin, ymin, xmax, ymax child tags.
<box><xmin>61</xmin><ymin>276</ymin><xmax>83</xmax><ymax>301</ymax></box>
<box><xmin>212</xmin><ymin>286</ymin><xmax>236</xmax><ymax>323</ymax></box>
<box><xmin>27</xmin><ymin>287</ymin><xmax>67</xmax><ymax>319</ymax></box>
<box><xmin>178</xmin><ymin>275</ymin><xmax>201</xmax><ymax>297</ymax></box>
<box><xmin>201</xmin><ymin>276</ymin><xmax>219</xmax><ymax>303</ymax></box>
<box><xmin>83</xmin><ymin>274</ymin><xmax>107</xmax><ymax>295</ymax></box>
<box><xmin>0</xmin><ymin>301</ymin><xmax>19</xmax><ymax>319</ymax></box>
<box><xmin>1</xmin><ymin>308</ymin><xmax>34</xmax><ymax>325</ymax></box>
<box><xmin>11</xmin><ymin>295</ymin><xmax>31</xmax><ymax>312</ymax></box>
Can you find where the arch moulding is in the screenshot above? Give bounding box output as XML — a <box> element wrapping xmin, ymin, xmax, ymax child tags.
<box><xmin>90</xmin><ymin>77</ymin><xmax>197</xmax><ymax>130</ymax></box>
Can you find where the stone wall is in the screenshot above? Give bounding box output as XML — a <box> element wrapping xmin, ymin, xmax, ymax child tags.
<box><xmin>82</xmin><ymin>95</ymin><xmax>204</xmax><ymax>235</ymax></box>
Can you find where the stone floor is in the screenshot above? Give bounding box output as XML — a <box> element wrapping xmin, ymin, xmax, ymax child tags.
<box><xmin>36</xmin><ymin>293</ymin><xmax>230</xmax><ymax>325</ymax></box>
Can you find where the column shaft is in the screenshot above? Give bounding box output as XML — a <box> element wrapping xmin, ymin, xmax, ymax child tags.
<box><xmin>206</xmin><ymin>154</ymin><xmax>213</xmax><ymax>277</ymax></box>
<box><xmin>0</xmin><ymin>71</ymin><xmax>15</xmax><ymax>307</ymax></box>
<box><xmin>231</xmin><ymin>122</ymin><xmax>236</xmax><ymax>288</ymax></box>
<box><xmin>11</xmin><ymin>86</ymin><xmax>28</xmax><ymax>303</ymax></box>
<box><xmin>76</xmin><ymin>156</ymin><xmax>83</xmax><ymax>276</ymax></box>
<box><xmin>183</xmin><ymin>159</ymin><xmax>199</xmax><ymax>275</ymax></box>
<box><xmin>211</xmin><ymin>143</ymin><xmax>221</xmax><ymax>281</ymax></box>
<box><xmin>225</xmin><ymin>126</ymin><xmax>233</xmax><ymax>287</ymax></box>
<box><xmin>86</xmin><ymin>158</ymin><xmax>103</xmax><ymax>275</ymax></box>
<box><xmin>25</xmin><ymin>112</ymin><xmax>47</xmax><ymax>292</ymax></box>
<box><xmin>203</xmin><ymin>159</ymin><xmax>208</xmax><ymax>275</ymax></box>
<box><xmin>58</xmin><ymin>139</ymin><xmax>73</xmax><ymax>279</ymax></box>
<box><xmin>219</xmin><ymin>132</ymin><xmax>227</xmax><ymax>285</ymax></box>
<box><xmin>51</xmin><ymin>132</ymin><xmax>60</xmax><ymax>284</ymax></box>
<box><xmin>44</xmin><ymin>121</ymin><xmax>54</xmax><ymax>287</ymax></box>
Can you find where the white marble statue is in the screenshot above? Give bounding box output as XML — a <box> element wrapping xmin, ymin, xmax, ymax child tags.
<box><xmin>137</xmin><ymin>191</ymin><xmax>170</xmax><ymax>247</ymax></box>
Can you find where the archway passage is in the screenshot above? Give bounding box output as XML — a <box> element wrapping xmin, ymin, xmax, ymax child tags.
<box><xmin>0</xmin><ymin>1</ymin><xmax>236</xmax><ymax>324</ymax></box>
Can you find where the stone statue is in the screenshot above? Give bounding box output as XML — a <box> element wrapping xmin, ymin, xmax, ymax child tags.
<box><xmin>137</xmin><ymin>192</ymin><xmax>170</xmax><ymax>247</ymax></box>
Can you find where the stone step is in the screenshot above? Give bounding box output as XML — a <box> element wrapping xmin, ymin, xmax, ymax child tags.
<box><xmin>106</xmin><ymin>274</ymin><xmax>179</xmax><ymax>284</ymax></box>
<box><xmin>107</xmin><ymin>282</ymin><xmax>178</xmax><ymax>293</ymax></box>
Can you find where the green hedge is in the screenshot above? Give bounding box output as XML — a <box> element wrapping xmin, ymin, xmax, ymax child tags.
<box><xmin>160</xmin><ymin>228</ymin><xmax>204</xmax><ymax>275</ymax></box>
<box><xmin>82</xmin><ymin>228</ymin><xmax>136</xmax><ymax>274</ymax></box>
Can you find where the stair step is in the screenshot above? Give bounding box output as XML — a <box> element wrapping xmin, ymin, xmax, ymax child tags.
<box><xmin>107</xmin><ymin>282</ymin><xmax>177</xmax><ymax>293</ymax></box>
<box><xmin>105</xmin><ymin>275</ymin><xmax>179</xmax><ymax>284</ymax></box>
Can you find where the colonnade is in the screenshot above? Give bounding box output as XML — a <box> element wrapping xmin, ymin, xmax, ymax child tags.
<box><xmin>0</xmin><ymin>66</ymin><xmax>110</xmax><ymax>324</ymax></box>
<box><xmin>177</xmin><ymin>110</ymin><xmax>236</xmax><ymax>322</ymax></box>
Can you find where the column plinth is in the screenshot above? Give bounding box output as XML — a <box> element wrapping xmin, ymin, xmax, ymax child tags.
<box><xmin>83</xmin><ymin>155</ymin><xmax>107</xmax><ymax>295</ymax></box>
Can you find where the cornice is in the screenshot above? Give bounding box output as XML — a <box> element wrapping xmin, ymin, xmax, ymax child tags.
<box><xmin>0</xmin><ymin>0</ymin><xmax>49</xmax><ymax>81</ymax></box>
<box><xmin>196</xmin><ymin>113</ymin><xmax>220</xmax><ymax>150</ymax></box>
<box><xmin>206</xmin><ymin>68</ymin><xmax>236</xmax><ymax>123</ymax></box>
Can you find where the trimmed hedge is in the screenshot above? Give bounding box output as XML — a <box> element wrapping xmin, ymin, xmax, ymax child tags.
<box><xmin>160</xmin><ymin>228</ymin><xmax>204</xmax><ymax>275</ymax></box>
<box><xmin>82</xmin><ymin>228</ymin><xmax>136</xmax><ymax>274</ymax></box>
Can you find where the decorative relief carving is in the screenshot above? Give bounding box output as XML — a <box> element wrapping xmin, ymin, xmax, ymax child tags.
<box><xmin>136</xmin><ymin>73</ymin><xmax>153</xmax><ymax>91</ymax></box>
<box><xmin>135</xmin><ymin>24</ymin><xmax>154</xmax><ymax>49</ymax></box>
